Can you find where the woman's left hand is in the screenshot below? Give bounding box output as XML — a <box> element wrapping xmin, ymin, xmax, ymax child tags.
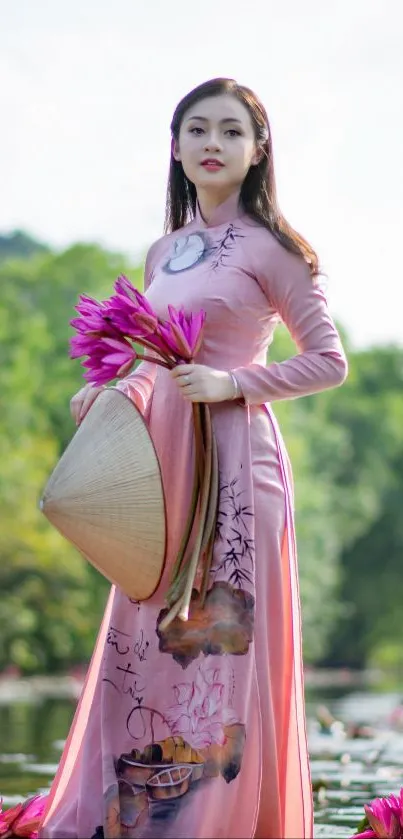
<box><xmin>170</xmin><ymin>363</ymin><xmax>235</xmax><ymax>403</ymax></box>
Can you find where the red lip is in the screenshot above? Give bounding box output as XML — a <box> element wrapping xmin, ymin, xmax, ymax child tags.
<box><xmin>201</xmin><ymin>158</ymin><xmax>224</xmax><ymax>167</ymax></box>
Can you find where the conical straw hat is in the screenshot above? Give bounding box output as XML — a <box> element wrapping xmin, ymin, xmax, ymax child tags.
<box><xmin>40</xmin><ymin>387</ymin><xmax>166</xmax><ymax>600</ymax></box>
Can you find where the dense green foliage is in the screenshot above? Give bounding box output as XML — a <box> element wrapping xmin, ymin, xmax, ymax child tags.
<box><xmin>1</xmin><ymin>231</ymin><xmax>402</xmax><ymax>674</ymax></box>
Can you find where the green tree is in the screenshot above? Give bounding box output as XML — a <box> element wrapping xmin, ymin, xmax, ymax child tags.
<box><xmin>316</xmin><ymin>347</ymin><xmax>403</xmax><ymax>668</ymax></box>
<box><xmin>0</xmin><ymin>240</ymin><xmax>142</xmax><ymax>672</ymax></box>
<box><xmin>2</xmin><ymin>230</ymin><xmax>403</xmax><ymax>674</ymax></box>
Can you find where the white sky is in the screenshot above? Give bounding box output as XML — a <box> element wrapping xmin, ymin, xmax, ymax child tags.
<box><xmin>1</xmin><ymin>0</ymin><xmax>402</xmax><ymax>348</ymax></box>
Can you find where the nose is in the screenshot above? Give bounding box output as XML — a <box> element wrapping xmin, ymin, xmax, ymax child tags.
<box><xmin>203</xmin><ymin>131</ymin><xmax>223</xmax><ymax>152</ymax></box>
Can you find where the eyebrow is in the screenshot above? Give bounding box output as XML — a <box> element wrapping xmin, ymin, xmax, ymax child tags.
<box><xmin>186</xmin><ymin>116</ymin><xmax>243</xmax><ymax>124</ymax></box>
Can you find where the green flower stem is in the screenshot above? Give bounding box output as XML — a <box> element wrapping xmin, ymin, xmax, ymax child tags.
<box><xmin>158</xmin><ymin>590</ymin><xmax>186</xmax><ymax>632</ymax></box>
<box><xmin>139</xmin><ymin>353</ymin><xmax>171</xmax><ymax>368</ymax></box>
<box><xmin>200</xmin><ymin>531</ymin><xmax>216</xmax><ymax>608</ymax></box>
<box><xmin>165</xmin><ymin>403</ymin><xmax>206</xmax><ymax>605</ymax></box>
<box><xmin>199</xmin><ymin>423</ymin><xmax>220</xmax><ymax>605</ymax></box>
<box><xmin>136</xmin><ymin>336</ymin><xmax>176</xmax><ymax>366</ymax></box>
<box><xmin>166</xmin><ymin>451</ymin><xmax>201</xmax><ymax>597</ymax></box>
<box><xmin>192</xmin><ymin>401</ymin><xmax>205</xmax><ymax>486</ymax></box>
<box><xmin>165</xmin><ymin>405</ymin><xmax>219</xmax><ymax>612</ymax></box>
<box><xmin>165</xmin><ymin>566</ymin><xmax>187</xmax><ymax>608</ymax></box>
<box><xmin>178</xmin><ymin>402</ymin><xmax>213</xmax><ymax>622</ymax></box>
<box><xmin>199</xmin><ymin>406</ymin><xmax>218</xmax><ymax>553</ymax></box>
<box><xmin>158</xmin><ymin>408</ymin><xmax>213</xmax><ymax>629</ymax></box>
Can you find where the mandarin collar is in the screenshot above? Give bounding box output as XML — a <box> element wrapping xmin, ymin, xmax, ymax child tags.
<box><xmin>194</xmin><ymin>190</ymin><xmax>244</xmax><ymax>228</ymax></box>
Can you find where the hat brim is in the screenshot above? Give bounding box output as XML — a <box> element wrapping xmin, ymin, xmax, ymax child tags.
<box><xmin>40</xmin><ymin>387</ymin><xmax>167</xmax><ymax>600</ymax></box>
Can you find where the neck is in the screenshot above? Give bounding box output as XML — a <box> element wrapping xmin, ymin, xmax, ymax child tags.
<box><xmin>196</xmin><ymin>187</ymin><xmax>240</xmax><ymax>224</ymax></box>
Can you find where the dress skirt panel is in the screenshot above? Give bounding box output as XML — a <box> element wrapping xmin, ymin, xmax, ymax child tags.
<box><xmin>39</xmin><ymin>388</ymin><xmax>313</xmax><ymax>838</ymax></box>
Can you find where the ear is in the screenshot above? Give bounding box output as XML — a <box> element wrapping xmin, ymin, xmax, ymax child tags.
<box><xmin>172</xmin><ymin>137</ymin><xmax>181</xmax><ymax>161</ymax></box>
<box><xmin>250</xmin><ymin>145</ymin><xmax>264</xmax><ymax>166</ymax></box>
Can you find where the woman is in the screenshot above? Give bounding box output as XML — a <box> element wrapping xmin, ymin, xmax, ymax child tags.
<box><xmin>38</xmin><ymin>78</ymin><xmax>347</xmax><ymax>838</ymax></box>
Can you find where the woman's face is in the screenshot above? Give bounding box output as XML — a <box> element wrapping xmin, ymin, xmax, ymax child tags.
<box><xmin>173</xmin><ymin>94</ymin><xmax>261</xmax><ymax>196</ymax></box>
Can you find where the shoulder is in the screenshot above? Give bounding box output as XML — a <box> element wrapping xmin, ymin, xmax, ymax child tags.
<box><xmin>145</xmin><ymin>221</ymin><xmax>202</xmax><ymax>281</ymax></box>
<box><xmin>144</xmin><ymin>230</ymin><xmax>178</xmax><ymax>283</ymax></box>
<box><xmin>243</xmin><ymin>219</ymin><xmax>312</xmax><ymax>289</ymax></box>
<box><xmin>145</xmin><ymin>233</ymin><xmax>168</xmax><ymax>269</ymax></box>
<box><xmin>145</xmin><ymin>223</ymin><xmax>195</xmax><ymax>264</ymax></box>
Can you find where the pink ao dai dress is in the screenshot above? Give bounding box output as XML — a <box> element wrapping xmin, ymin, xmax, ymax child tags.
<box><xmin>39</xmin><ymin>191</ymin><xmax>347</xmax><ymax>839</ymax></box>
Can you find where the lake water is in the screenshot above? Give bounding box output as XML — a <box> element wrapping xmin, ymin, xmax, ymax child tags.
<box><xmin>2</xmin><ymin>680</ymin><xmax>403</xmax><ymax>837</ymax></box>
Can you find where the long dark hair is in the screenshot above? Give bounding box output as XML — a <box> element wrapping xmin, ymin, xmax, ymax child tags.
<box><xmin>164</xmin><ymin>77</ymin><xmax>320</xmax><ymax>278</ymax></box>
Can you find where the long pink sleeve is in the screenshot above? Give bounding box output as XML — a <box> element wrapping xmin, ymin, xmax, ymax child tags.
<box><xmin>232</xmin><ymin>242</ymin><xmax>348</xmax><ymax>405</ymax></box>
<box><xmin>115</xmin><ymin>242</ymin><xmax>159</xmax><ymax>415</ymax></box>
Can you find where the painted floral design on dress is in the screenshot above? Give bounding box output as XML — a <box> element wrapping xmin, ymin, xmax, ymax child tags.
<box><xmin>163</xmin><ymin>232</ymin><xmax>210</xmax><ymax>273</ymax></box>
<box><xmin>210</xmin><ymin>224</ymin><xmax>245</xmax><ymax>270</ymax></box>
<box><xmin>213</xmin><ymin>472</ymin><xmax>255</xmax><ymax>588</ymax></box>
<box><xmin>165</xmin><ymin>662</ymin><xmax>239</xmax><ymax>749</ymax></box>
<box><xmin>106</xmin><ymin>664</ymin><xmax>246</xmax><ymax>835</ymax></box>
<box><xmin>156</xmin><ymin>469</ymin><xmax>255</xmax><ymax>668</ymax></box>
<box><xmin>162</xmin><ymin>223</ymin><xmax>245</xmax><ymax>275</ymax></box>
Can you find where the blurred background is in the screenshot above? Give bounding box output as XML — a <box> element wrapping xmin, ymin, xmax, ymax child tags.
<box><xmin>1</xmin><ymin>1</ymin><xmax>402</xmax><ymax>834</ymax></box>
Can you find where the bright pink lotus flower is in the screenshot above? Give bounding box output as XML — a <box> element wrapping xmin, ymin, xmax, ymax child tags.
<box><xmin>167</xmin><ymin>305</ymin><xmax>206</xmax><ymax>360</ymax></box>
<box><xmin>0</xmin><ymin>793</ymin><xmax>47</xmax><ymax>838</ymax></box>
<box><xmin>105</xmin><ymin>275</ymin><xmax>159</xmax><ymax>340</ymax></box>
<box><xmin>70</xmin><ymin>295</ymin><xmax>115</xmax><ymax>336</ymax></box>
<box><xmin>353</xmin><ymin>789</ymin><xmax>403</xmax><ymax>838</ymax></box>
<box><xmin>81</xmin><ymin>337</ymin><xmax>138</xmax><ymax>385</ymax></box>
<box><xmin>114</xmin><ymin>274</ymin><xmax>155</xmax><ymax>314</ymax></box>
<box><xmin>70</xmin><ymin>333</ymin><xmax>101</xmax><ymax>359</ymax></box>
<box><xmin>69</xmin><ymin>274</ymin><xmax>206</xmax><ymax>385</ymax></box>
<box><xmin>107</xmin><ymin>277</ymin><xmax>205</xmax><ymax>360</ymax></box>
<box><xmin>365</xmin><ymin>794</ymin><xmax>402</xmax><ymax>838</ymax></box>
<box><xmin>105</xmin><ymin>298</ymin><xmax>155</xmax><ymax>341</ymax></box>
<box><xmin>156</xmin><ymin>321</ymin><xmax>184</xmax><ymax>357</ymax></box>
<box><xmin>186</xmin><ymin>310</ymin><xmax>207</xmax><ymax>356</ymax></box>
<box><xmin>354</xmin><ymin>832</ymin><xmax>379</xmax><ymax>839</ymax></box>
<box><xmin>165</xmin><ymin>663</ymin><xmax>239</xmax><ymax>750</ymax></box>
<box><xmin>0</xmin><ymin>798</ymin><xmax>23</xmax><ymax>836</ymax></box>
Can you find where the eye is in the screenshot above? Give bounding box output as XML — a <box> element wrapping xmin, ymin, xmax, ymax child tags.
<box><xmin>189</xmin><ymin>126</ymin><xmax>204</xmax><ymax>135</ymax></box>
<box><xmin>225</xmin><ymin>129</ymin><xmax>241</xmax><ymax>137</ymax></box>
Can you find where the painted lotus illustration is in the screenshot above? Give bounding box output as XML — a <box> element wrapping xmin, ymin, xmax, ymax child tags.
<box><xmin>165</xmin><ymin>662</ymin><xmax>239</xmax><ymax>750</ymax></box>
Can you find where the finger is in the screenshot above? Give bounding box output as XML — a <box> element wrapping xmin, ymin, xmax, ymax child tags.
<box><xmin>176</xmin><ymin>378</ymin><xmax>195</xmax><ymax>392</ymax></box>
<box><xmin>181</xmin><ymin>387</ymin><xmax>201</xmax><ymax>401</ymax></box>
<box><xmin>70</xmin><ymin>384</ymin><xmax>90</xmax><ymax>421</ymax></box>
<box><xmin>171</xmin><ymin>370</ymin><xmax>188</xmax><ymax>386</ymax></box>
<box><xmin>170</xmin><ymin>364</ymin><xmax>194</xmax><ymax>379</ymax></box>
<box><xmin>78</xmin><ymin>390</ymin><xmax>100</xmax><ymax>422</ymax></box>
<box><xmin>76</xmin><ymin>386</ymin><xmax>98</xmax><ymax>423</ymax></box>
<box><xmin>70</xmin><ymin>396</ymin><xmax>84</xmax><ymax>423</ymax></box>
